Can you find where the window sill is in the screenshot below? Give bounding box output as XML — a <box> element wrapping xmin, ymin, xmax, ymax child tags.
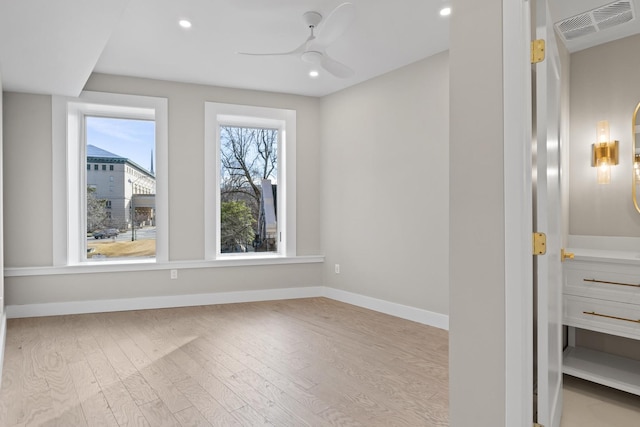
<box><xmin>4</xmin><ymin>255</ymin><xmax>325</xmax><ymax>277</ymax></box>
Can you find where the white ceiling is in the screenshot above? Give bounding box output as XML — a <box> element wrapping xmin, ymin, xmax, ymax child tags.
<box><xmin>1</xmin><ymin>0</ymin><xmax>639</xmax><ymax>98</ymax></box>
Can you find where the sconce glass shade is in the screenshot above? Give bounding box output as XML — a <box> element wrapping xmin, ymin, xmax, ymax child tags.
<box><xmin>597</xmin><ymin>158</ymin><xmax>611</xmax><ymax>184</ymax></box>
<box><xmin>592</xmin><ymin>120</ymin><xmax>618</xmax><ymax>185</ymax></box>
<box><xmin>597</xmin><ymin>120</ymin><xmax>610</xmax><ymax>143</ymax></box>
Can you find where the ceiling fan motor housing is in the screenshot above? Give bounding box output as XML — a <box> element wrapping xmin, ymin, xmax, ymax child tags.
<box><xmin>303</xmin><ymin>11</ymin><xmax>322</xmax><ymax>28</ymax></box>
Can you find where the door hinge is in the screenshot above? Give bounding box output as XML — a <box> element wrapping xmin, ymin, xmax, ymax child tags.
<box><xmin>534</xmin><ymin>423</ymin><xmax>544</xmax><ymax>427</ymax></box>
<box><xmin>533</xmin><ymin>232</ymin><xmax>547</xmax><ymax>255</ymax></box>
<box><xmin>531</xmin><ymin>39</ymin><xmax>545</xmax><ymax>64</ymax></box>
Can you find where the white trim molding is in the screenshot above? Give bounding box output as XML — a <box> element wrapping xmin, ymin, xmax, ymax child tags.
<box><xmin>6</xmin><ymin>287</ymin><xmax>325</xmax><ymax>319</ymax></box>
<box><xmin>324</xmin><ymin>288</ymin><xmax>449</xmax><ymax>330</ymax></box>
<box><xmin>6</xmin><ymin>286</ymin><xmax>449</xmax><ymax>331</ymax></box>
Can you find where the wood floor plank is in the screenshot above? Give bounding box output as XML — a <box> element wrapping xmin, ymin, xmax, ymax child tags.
<box><xmin>42</xmin><ymin>350</ymin><xmax>87</xmax><ymax>426</ymax></box>
<box><xmin>229</xmin><ymin>404</ymin><xmax>275</xmax><ymax>426</ymax></box>
<box><xmin>0</xmin><ymin>298</ymin><xmax>449</xmax><ymax>427</ymax></box>
<box><xmin>174</xmin><ymin>377</ymin><xmax>243</xmax><ymax>427</ymax></box>
<box><xmin>138</xmin><ymin>399</ymin><xmax>181</xmax><ymax>427</ymax></box>
<box><xmin>101</xmin><ymin>381</ymin><xmax>151</xmax><ymax>427</ymax></box>
<box><xmin>68</xmin><ymin>360</ymin><xmax>119</xmax><ymax>427</ymax></box>
<box><xmin>122</xmin><ymin>372</ymin><xmax>160</xmax><ymax>406</ymax></box>
<box><xmin>138</xmin><ymin>363</ymin><xmax>192</xmax><ymax>414</ymax></box>
<box><xmin>205</xmin><ymin>337</ymin><xmax>331</xmax><ymax>415</ymax></box>
<box><xmin>173</xmin><ymin>406</ymin><xmax>213</xmax><ymax>427</ymax></box>
<box><xmin>167</xmin><ymin>349</ymin><xmax>245</xmax><ymax>412</ymax></box>
<box><xmin>233</xmin><ymin>368</ymin><xmax>336</xmax><ymax>427</ymax></box>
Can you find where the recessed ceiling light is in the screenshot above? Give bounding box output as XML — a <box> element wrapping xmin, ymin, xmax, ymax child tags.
<box><xmin>440</xmin><ymin>7</ymin><xmax>451</xmax><ymax>17</ymax></box>
<box><xmin>309</xmin><ymin>70</ymin><xmax>319</xmax><ymax>78</ymax></box>
<box><xmin>179</xmin><ymin>19</ymin><xmax>192</xmax><ymax>29</ymax></box>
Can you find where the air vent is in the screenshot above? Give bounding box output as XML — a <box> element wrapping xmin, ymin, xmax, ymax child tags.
<box><xmin>555</xmin><ymin>0</ymin><xmax>634</xmax><ymax>41</ymax></box>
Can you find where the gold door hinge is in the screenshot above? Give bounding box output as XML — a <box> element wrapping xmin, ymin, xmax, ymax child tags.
<box><xmin>534</xmin><ymin>423</ymin><xmax>544</xmax><ymax>427</ymax></box>
<box><xmin>533</xmin><ymin>232</ymin><xmax>546</xmax><ymax>255</ymax></box>
<box><xmin>531</xmin><ymin>39</ymin><xmax>545</xmax><ymax>64</ymax></box>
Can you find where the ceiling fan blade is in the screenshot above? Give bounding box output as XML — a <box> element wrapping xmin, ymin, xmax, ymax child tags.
<box><xmin>316</xmin><ymin>2</ymin><xmax>355</xmax><ymax>46</ymax></box>
<box><xmin>321</xmin><ymin>54</ymin><xmax>354</xmax><ymax>78</ymax></box>
<box><xmin>238</xmin><ymin>37</ymin><xmax>310</xmax><ymax>57</ymax></box>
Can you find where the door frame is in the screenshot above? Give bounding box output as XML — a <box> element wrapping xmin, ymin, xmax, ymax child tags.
<box><xmin>503</xmin><ymin>0</ymin><xmax>534</xmax><ymax>425</ymax></box>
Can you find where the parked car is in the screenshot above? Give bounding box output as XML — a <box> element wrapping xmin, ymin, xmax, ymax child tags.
<box><xmin>93</xmin><ymin>228</ymin><xmax>119</xmax><ymax>239</ymax></box>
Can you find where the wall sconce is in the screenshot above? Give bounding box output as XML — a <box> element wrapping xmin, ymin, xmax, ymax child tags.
<box><xmin>591</xmin><ymin>120</ymin><xmax>618</xmax><ymax>184</ymax></box>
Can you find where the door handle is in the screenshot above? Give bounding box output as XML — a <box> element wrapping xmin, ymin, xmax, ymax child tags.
<box><xmin>561</xmin><ymin>248</ymin><xmax>574</xmax><ymax>262</ymax></box>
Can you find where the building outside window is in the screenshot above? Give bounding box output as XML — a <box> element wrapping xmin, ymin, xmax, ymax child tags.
<box><xmin>86</xmin><ymin>144</ymin><xmax>155</xmax><ymax>232</ymax></box>
<box><xmin>85</xmin><ymin>116</ymin><xmax>156</xmax><ymax>260</ymax></box>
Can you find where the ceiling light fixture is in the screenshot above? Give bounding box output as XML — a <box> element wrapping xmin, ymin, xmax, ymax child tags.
<box><xmin>440</xmin><ymin>7</ymin><xmax>451</xmax><ymax>17</ymax></box>
<box><xmin>309</xmin><ymin>70</ymin><xmax>319</xmax><ymax>78</ymax></box>
<box><xmin>179</xmin><ymin>19</ymin><xmax>192</xmax><ymax>29</ymax></box>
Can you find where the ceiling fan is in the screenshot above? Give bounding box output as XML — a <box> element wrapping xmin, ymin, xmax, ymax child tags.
<box><xmin>238</xmin><ymin>2</ymin><xmax>355</xmax><ymax>78</ymax></box>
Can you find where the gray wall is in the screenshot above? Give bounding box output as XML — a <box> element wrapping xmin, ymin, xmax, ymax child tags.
<box><xmin>4</xmin><ymin>60</ymin><xmax>452</xmax><ymax>316</ymax></box>
<box><xmin>3</xmin><ymin>75</ymin><xmax>324</xmax><ymax>305</ymax></box>
<box><xmin>570</xmin><ymin>33</ymin><xmax>640</xmax><ymax>236</ymax></box>
<box><xmin>3</xmin><ymin>93</ymin><xmax>53</xmax><ymax>267</ymax></box>
<box><xmin>449</xmin><ymin>0</ymin><xmax>506</xmax><ymax>425</ymax></box>
<box><xmin>320</xmin><ymin>53</ymin><xmax>450</xmax><ymax>315</ymax></box>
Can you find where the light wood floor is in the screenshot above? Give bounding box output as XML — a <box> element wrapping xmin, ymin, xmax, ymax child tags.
<box><xmin>0</xmin><ymin>297</ymin><xmax>449</xmax><ymax>426</ymax></box>
<box><xmin>560</xmin><ymin>375</ymin><xmax>640</xmax><ymax>427</ymax></box>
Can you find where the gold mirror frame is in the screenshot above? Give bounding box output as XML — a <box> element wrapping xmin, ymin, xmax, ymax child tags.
<box><xmin>633</xmin><ymin>102</ymin><xmax>640</xmax><ymax>213</ymax></box>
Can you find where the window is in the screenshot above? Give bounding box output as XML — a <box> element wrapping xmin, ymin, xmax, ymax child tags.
<box><xmin>87</xmin><ymin>164</ymin><xmax>91</xmax><ymax>170</ymax></box>
<box><xmin>219</xmin><ymin>126</ymin><xmax>278</xmax><ymax>253</ymax></box>
<box><xmin>53</xmin><ymin>91</ymin><xmax>168</xmax><ymax>266</ymax></box>
<box><xmin>204</xmin><ymin>102</ymin><xmax>296</xmax><ymax>258</ymax></box>
<box><xmin>85</xmin><ymin>116</ymin><xmax>156</xmax><ymax>260</ymax></box>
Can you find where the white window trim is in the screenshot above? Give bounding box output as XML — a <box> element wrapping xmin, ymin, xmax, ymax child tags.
<box><xmin>204</xmin><ymin>102</ymin><xmax>297</xmax><ymax>259</ymax></box>
<box><xmin>53</xmin><ymin>91</ymin><xmax>168</xmax><ymax>266</ymax></box>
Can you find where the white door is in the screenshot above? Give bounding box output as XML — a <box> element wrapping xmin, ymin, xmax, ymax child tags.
<box><xmin>534</xmin><ymin>0</ymin><xmax>564</xmax><ymax>426</ymax></box>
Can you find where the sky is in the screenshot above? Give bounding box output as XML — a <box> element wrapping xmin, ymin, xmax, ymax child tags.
<box><xmin>86</xmin><ymin>116</ymin><xmax>155</xmax><ymax>172</ymax></box>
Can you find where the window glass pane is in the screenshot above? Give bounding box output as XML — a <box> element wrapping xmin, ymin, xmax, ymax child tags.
<box><xmin>220</xmin><ymin>126</ymin><xmax>278</xmax><ymax>253</ymax></box>
<box><xmin>85</xmin><ymin>116</ymin><xmax>156</xmax><ymax>260</ymax></box>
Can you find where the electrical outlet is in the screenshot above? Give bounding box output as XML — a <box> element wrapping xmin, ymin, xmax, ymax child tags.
<box><xmin>170</xmin><ymin>269</ymin><xmax>178</xmax><ymax>279</ymax></box>
<box><xmin>335</xmin><ymin>264</ymin><xmax>340</xmax><ymax>274</ymax></box>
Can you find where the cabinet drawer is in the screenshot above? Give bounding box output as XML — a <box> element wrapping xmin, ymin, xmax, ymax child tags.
<box><xmin>564</xmin><ymin>295</ymin><xmax>640</xmax><ymax>340</ymax></box>
<box><xmin>564</xmin><ymin>268</ymin><xmax>640</xmax><ymax>305</ymax></box>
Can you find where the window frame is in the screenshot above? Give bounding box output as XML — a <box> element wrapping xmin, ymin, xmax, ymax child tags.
<box><xmin>53</xmin><ymin>91</ymin><xmax>168</xmax><ymax>266</ymax></box>
<box><xmin>204</xmin><ymin>102</ymin><xmax>296</xmax><ymax>259</ymax></box>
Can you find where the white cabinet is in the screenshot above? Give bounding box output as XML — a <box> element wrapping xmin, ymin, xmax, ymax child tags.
<box><xmin>563</xmin><ymin>254</ymin><xmax>640</xmax><ymax>396</ymax></box>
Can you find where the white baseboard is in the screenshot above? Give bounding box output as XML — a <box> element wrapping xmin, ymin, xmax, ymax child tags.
<box><xmin>6</xmin><ymin>286</ymin><xmax>325</xmax><ymax>319</ymax></box>
<box><xmin>6</xmin><ymin>286</ymin><xmax>449</xmax><ymax>331</ymax></box>
<box><xmin>324</xmin><ymin>288</ymin><xmax>449</xmax><ymax>330</ymax></box>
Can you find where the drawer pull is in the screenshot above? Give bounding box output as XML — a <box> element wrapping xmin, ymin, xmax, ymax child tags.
<box><xmin>583</xmin><ymin>278</ymin><xmax>640</xmax><ymax>288</ymax></box>
<box><xmin>583</xmin><ymin>311</ymin><xmax>640</xmax><ymax>324</ymax></box>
